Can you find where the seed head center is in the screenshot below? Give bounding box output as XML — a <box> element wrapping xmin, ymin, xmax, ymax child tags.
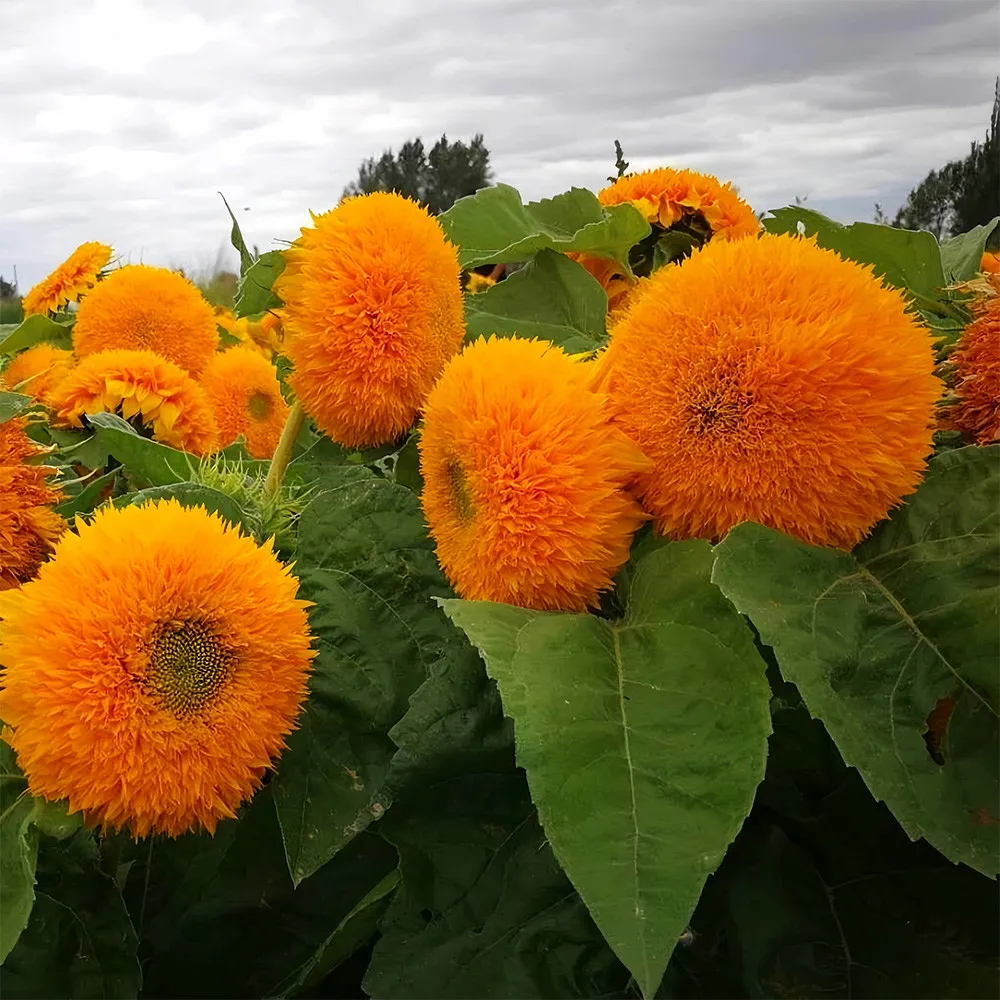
<box><xmin>148</xmin><ymin>620</ymin><xmax>232</xmax><ymax>717</ymax></box>
<box><xmin>248</xmin><ymin>390</ymin><xmax>273</xmax><ymax>420</ymax></box>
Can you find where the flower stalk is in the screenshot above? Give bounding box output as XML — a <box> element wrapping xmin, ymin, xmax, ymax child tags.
<box><xmin>265</xmin><ymin>401</ymin><xmax>305</xmax><ymax>496</ymax></box>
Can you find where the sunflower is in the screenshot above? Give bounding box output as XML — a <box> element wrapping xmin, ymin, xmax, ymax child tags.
<box><xmin>200</xmin><ymin>347</ymin><xmax>289</xmax><ymax>458</ymax></box>
<box><xmin>0</xmin><ymin>418</ymin><xmax>65</xmax><ymax>590</ymax></box>
<box><xmin>276</xmin><ymin>192</ymin><xmax>465</xmax><ymax>448</ymax></box>
<box><xmin>464</xmin><ymin>271</ymin><xmax>496</xmax><ymax>294</ymax></box>
<box><xmin>981</xmin><ymin>250</ymin><xmax>1000</xmax><ymax>276</ymax></box>
<box><xmin>597</xmin><ymin>233</ymin><xmax>941</xmax><ymax>549</ymax></box>
<box><xmin>21</xmin><ymin>242</ymin><xmax>112</xmax><ymax>316</ymax></box>
<box><xmin>216</xmin><ymin>310</ymin><xmax>283</xmax><ymax>359</ymax></box>
<box><xmin>574</xmin><ymin>167</ymin><xmax>760</xmax><ymax>310</ymax></box>
<box><xmin>49</xmin><ymin>348</ymin><xmax>219</xmax><ymax>456</ymax></box>
<box><xmin>2</xmin><ymin>344</ymin><xmax>76</xmax><ymax>405</ymax></box>
<box><xmin>944</xmin><ymin>294</ymin><xmax>1000</xmax><ymax>445</ymax></box>
<box><xmin>420</xmin><ymin>336</ymin><xmax>650</xmax><ymax>611</ymax></box>
<box><xmin>0</xmin><ymin>499</ymin><xmax>314</xmax><ymax>836</ymax></box>
<box><xmin>73</xmin><ymin>265</ymin><xmax>219</xmax><ymax>376</ymax></box>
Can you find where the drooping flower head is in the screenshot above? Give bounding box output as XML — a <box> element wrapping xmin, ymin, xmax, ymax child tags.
<box><xmin>573</xmin><ymin>167</ymin><xmax>760</xmax><ymax>312</ymax></box>
<box><xmin>597</xmin><ymin>233</ymin><xmax>941</xmax><ymax>549</ymax></box>
<box><xmin>21</xmin><ymin>242</ymin><xmax>112</xmax><ymax>316</ymax></box>
<box><xmin>0</xmin><ymin>499</ymin><xmax>315</xmax><ymax>836</ymax></box>
<box><xmin>276</xmin><ymin>192</ymin><xmax>465</xmax><ymax>448</ymax></box>
<box><xmin>73</xmin><ymin>265</ymin><xmax>219</xmax><ymax>376</ymax></box>
<box><xmin>420</xmin><ymin>336</ymin><xmax>650</xmax><ymax>611</ymax></box>
<box><xmin>49</xmin><ymin>348</ymin><xmax>219</xmax><ymax>456</ymax></box>
<box><xmin>944</xmin><ymin>293</ymin><xmax>1000</xmax><ymax>445</ymax></box>
<box><xmin>2</xmin><ymin>344</ymin><xmax>76</xmax><ymax>405</ymax></box>
<box><xmin>0</xmin><ymin>418</ymin><xmax>65</xmax><ymax>590</ymax></box>
<box><xmin>200</xmin><ymin>346</ymin><xmax>289</xmax><ymax>458</ymax></box>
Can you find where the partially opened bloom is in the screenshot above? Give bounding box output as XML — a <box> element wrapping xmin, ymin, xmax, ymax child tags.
<box><xmin>49</xmin><ymin>348</ymin><xmax>219</xmax><ymax>455</ymax></box>
<box><xmin>2</xmin><ymin>344</ymin><xmax>75</xmax><ymax>405</ymax></box>
<box><xmin>598</xmin><ymin>233</ymin><xmax>941</xmax><ymax>549</ymax></box>
<box><xmin>200</xmin><ymin>346</ymin><xmax>289</xmax><ymax>458</ymax></box>
<box><xmin>0</xmin><ymin>418</ymin><xmax>64</xmax><ymax>590</ymax></box>
<box><xmin>276</xmin><ymin>192</ymin><xmax>465</xmax><ymax>448</ymax></box>
<box><xmin>945</xmin><ymin>294</ymin><xmax>1000</xmax><ymax>445</ymax></box>
<box><xmin>21</xmin><ymin>242</ymin><xmax>111</xmax><ymax>316</ymax></box>
<box><xmin>420</xmin><ymin>336</ymin><xmax>650</xmax><ymax>611</ymax></box>
<box><xmin>216</xmin><ymin>309</ymin><xmax>284</xmax><ymax>359</ymax></box>
<box><xmin>73</xmin><ymin>265</ymin><xmax>218</xmax><ymax>376</ymax></box>
<box><xmin>0</xmin><ymin>499</ymin><xmax>315</xmax><ymax>836</ymax></box>
<box><xmin>574</xmin><ymin>167</ymin><xmax>760</xmax><ymax>312</ymax></box>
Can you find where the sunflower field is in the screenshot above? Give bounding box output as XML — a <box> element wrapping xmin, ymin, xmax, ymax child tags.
<box><xmin>0</xmin><ymin>168</ymin><xmax>998</xmax><ymax>1000</ymax></box>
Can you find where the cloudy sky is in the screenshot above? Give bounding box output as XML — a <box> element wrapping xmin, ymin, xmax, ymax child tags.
<box><xmin>2</xmin><ymin>0</ymin><xmax>997</xmax><ymax>289</ymax></box>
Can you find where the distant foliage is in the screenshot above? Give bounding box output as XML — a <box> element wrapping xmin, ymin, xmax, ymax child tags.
<box><xmin>342</xmin><ymin>133</ymin><xmax>492</xmax><ymax>214</ymax></box>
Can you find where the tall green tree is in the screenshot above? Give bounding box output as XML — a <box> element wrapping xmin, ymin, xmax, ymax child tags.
<box><xmin>880</xmin><ymin>79</ymin><xmax>999</xmax><ymax>239</ymax></box>
<box><xmin>342</xmin><ymin>133</ymin><xmax>492</xmax><ymax>214</ymax></box>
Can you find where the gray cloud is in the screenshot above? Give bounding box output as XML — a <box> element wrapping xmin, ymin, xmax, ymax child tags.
<box><xmin>2</xmin><ymin>0</ymin><xmax>997</xmax><ymax>288</ymax></box>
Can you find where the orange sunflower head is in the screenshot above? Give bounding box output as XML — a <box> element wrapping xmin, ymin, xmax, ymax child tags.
<box><xmin>0</xmin><ymin>498</ymin><xmax>315</xmax><ymax>837</ymax></box>
<box><xmin>0</xmin><ymin>418</ymin><xmax>65</xmax><ymax>590</ymax></box>
<box><xmin>276</xmin><ymin>192</ymin><xmax>465</xmax><ymax>449</ymax></box>
<box><xmin>980</xmin><ymin>250</ymin><xmax>1000</xmax><ymax>276</ymax></box>
<box><xmin>21</xmin><ymin>242</ymin><xmax>112</xmax><ymax>316</ymax></box>
<box><xmin>73</xmin><ymin>265</ymin><xmax>219</xmax><ymax>376</ymax></box>
<box><xmin>573</xmin><ymin>167</ymin><xmax>760</xmax><ymax>311</ymax></box>
<box><xmin>49</xmin><ymin>348</ymin><xmax>219</xmax><ymax>456</ymax></box>
<box><xmin>944</xmin><ymin>294</ymin><xmax>1000</xmax><ymax>445</ymax></box>
<box><xmin>200</xmin><ymin>346</ymin><xmax>289</xmax><ymax>458</ymax></box>
<box><xmin>598</xmin><ymin>232</ymin><xmax>941</xmax><ymax>549</ymax></box>
<box><xmin>2</xmin><ymin>344</ymin><xmax>76</xmax><ymax>405</ymax></box>
<box><xmin>420</xmin><ymin>336</ymin><xmax>650</xmax><ymax>612</ymax></box>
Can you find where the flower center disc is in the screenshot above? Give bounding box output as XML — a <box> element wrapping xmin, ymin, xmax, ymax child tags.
<box><xmin>446</xmin><ymin>459</ymin><xmax>475</xmax><ymax>521</ymax></box>
<box><xmin>148</xmin><ymin>620</ymin><xmax>232</xmax><ymax>717</ymax></box>
<box><xmin>248</xmin><ymin>391</ymin><xmax>273</xmax><ymax>420</ymax></box>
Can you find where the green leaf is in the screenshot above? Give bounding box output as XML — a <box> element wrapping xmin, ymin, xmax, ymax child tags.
<box><xmin>464</xmin><ymin>249</ymin><xmax>608</xmax><ymax>352</ymax></box>
<box><xmin>0</xmin><ymin>829</ymin><xmax>140</xmax><ymax>999</ymax></box>
<box><xmin>84</xmin><ymin>412</ymin><xmax>196</xmax><ymax>487</ymax></box>
<box><xmin>220</xmin><ymin>191</ymin><xmax>254</xmax><ymax>277</ymax></box>
<box><xmin>53</xmin><ymin>470</ymin><xmax>119</xmax><ymax>518</ymax></box>
<box><xmin>271</xmin><ymin>467</ymin><xmax>458</xmax><ymax>885</ymax></box>
<box><xmin>440</xmin><ymin>183</ymin><xmax>650</xmax><ymax>270</ymax></box>
<box><xmin>763</xmin><ymin>206</ymin><xmax>947</xmax><ymax>301</ymax></box>
<box><xmin>940</xmin><ymin>218</ymin><xmax>1000</xmax><ymax>284</ymax></box>
<box><xmin>113</xmin><ymin>482</ymin><xmax>257</xmax><ymax>535</ymax></box>
<box><xmin>0</xmin><ymin>390</ymin><xmax>34</xmax><ymax>424</ymax></box>
<box><xmin>441</xmin><ymin>539</ymin><xmax>772</xmax><ymax>999</ymax></box>
<box><xmin>235</xmin><ymin>250</ymin><xmax>284</xmax><ymax>317</ymax></box>
<box><xmin>712</xmin><ymin>445</ymin><xmax>1000</xmax><ymax>876</ymax></box>
<box><xmin>0</xmin><ymin>789</ymin><xmax>38</xmax><ymax>965</ymax></box>
<box><xmin>364</xmin><ymin>773</ymin><xmax>630</xmax><ymax>999</ymax></box>
<box><xmin>0</xmin><ymin>314</ymin><xmax>73</xmax><ymax>355</ymax></box>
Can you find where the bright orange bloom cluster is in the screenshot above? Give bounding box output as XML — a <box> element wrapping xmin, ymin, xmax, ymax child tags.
<box><xmin>49</xmin><ymin>348</ymin><xmax>219</xmax><ymax>455</ymax></box>
<box><xmin>216</xmin><ymin>309</ymin><xmax>284</xmax><ymax>359</ymax></box>
<box><xmin>74</xmin><ymin>265</ymin><xmax>219</xmax><ymax>376</ymax></box>
<box><xmin>980</xmin><ymin>250</ymin><xmax>1000</xmax><ymax>275</ymax></box>
<box><xmin>21</xmin><ymin>242</ymin><xmax>112</xmax><ymax>316</ymax></box>
<box><xmin>2</xmin><ymin>344</ymin><xmax>75</xmax><ymax>405</ymax></box>
<box><xmin>0</xmin><ymin>499</ymin><xmax>315</xmax><ymax>836</ymax></box>
<box><xmin>597</xmin><ymin>233</ymin><xmax>941</xmax><ymax>549</ymax></box>
<box><xmin>420</xmin><ymin>336</ymin><xmax>650</xmax><ymax>611</ymax></box>
<box><xmin>277</xmin><ymin>192</ymin><xmax>465</xmax><ymax>448</ymax></box>
<box><xmin>946</xmin><ymin>294</ymin><xmax>1000</xmax><ymax>445</ymax></box>
<box><xmin>0</xmin><ymin>418</ymin><xmax>64</xmax><ymax>590</ymax></box>
<box><xmin>200</xmin><ymin>347</ymin><xmax>289</xmax><ymax>458</ymax></box>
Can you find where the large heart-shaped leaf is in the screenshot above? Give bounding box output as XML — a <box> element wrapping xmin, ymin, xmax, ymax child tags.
<box><xmin>442</xmin><ymin>539</ymin><xmax>771</xmax><ymax>998</ymax></box>
<box><xmin>712</xmin><ymin>445</ymin><xmax>1000</xmax><ymax>876</ymax></box>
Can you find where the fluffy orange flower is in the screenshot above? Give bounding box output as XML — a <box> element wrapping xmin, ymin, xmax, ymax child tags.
<box><xmin>420</xmin><ymin>336</ymin><xmax>650</xmax><ymax>611</ymax></box>
<box><xmin>49</xmin><ymin>349</ymin><xmax>219</xmax><ymax>456</ymax></box>
<box><xmin>2</xmin><ymin>344</ymin><xmax>75</xmax><ymax>405</ymax></box>
<box><xmin>597</xmin><ymin>233</ymin><xmax>941</xmax><ymax>549</ymax></box>
<box><xmin>0</xmin><ymin>418</ymin><xmax>64</xmax><ymax>590</ymax></box>
<box><xmin>980</xmin><ymin>250</ymin><xmax>1000</xmax><ymax>275</ymax></box>
<box><xmin>73</xmin><ymin>265</ymin><xmax>219</xmax><ymax>376</ymax></box>
<box><xmin>945</xmin><ymin>295</ymin><xmax>1000</xmax><ymax>445</ymax></box>
<box><xmin>21</xmin><ymin>242</ymin><xmax>111</xmax><ymax>316</ymax></box>
<box><xmin>0</xmin><ymin>499</ymin><xmax>315</xmax><ymax>836</ymax></box>
<box><xmin>200</xmin><ymin>347</ymin><xmax>289</xmax><ymax>458</ymax></box>
<box><xmin>574</xmin><ymin>167</ymin><xmax>760</xmax><ymax>311</ymax></box>
<box><xmin>276</xmin><ymin>192</ymin><xmax>465</xmax><ymax>448</ymax></box>
<box><xmin>216</xmin><ymin>309</ymin><xmax>284</xmax><ymax>359</ymax></box>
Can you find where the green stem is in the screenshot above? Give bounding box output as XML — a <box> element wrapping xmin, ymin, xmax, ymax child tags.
<box><xmin>265</xmin><ymin>402</ymin><xmax>305</xmax><ymax>497</ymax></box>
